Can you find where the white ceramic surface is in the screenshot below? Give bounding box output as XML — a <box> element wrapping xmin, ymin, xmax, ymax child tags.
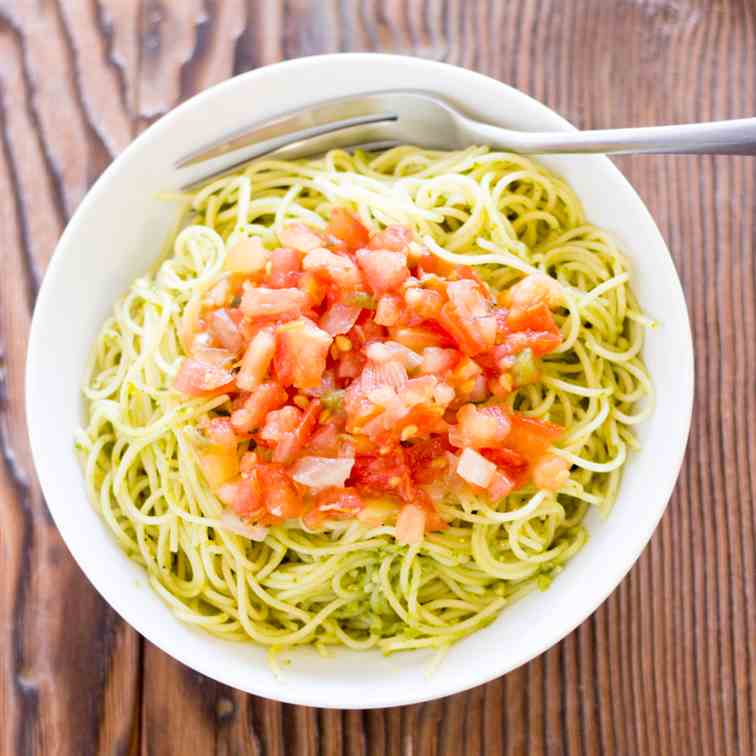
<box><xmin>26</xmin><ymin>54</ymin><xmax>694</xmax><ymax>709</ymax></box>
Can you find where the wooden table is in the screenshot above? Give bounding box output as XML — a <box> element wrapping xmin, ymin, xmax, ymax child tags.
<box><xmin>1</xmin><ymin>1</ymin><xmax>754</xmax><ymax>754</ymax></box>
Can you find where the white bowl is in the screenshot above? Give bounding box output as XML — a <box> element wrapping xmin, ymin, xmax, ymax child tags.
<box><xmin>26</xmin><ymin>54</ymin><xmax>693</xmax><ymax>709</ymax></box>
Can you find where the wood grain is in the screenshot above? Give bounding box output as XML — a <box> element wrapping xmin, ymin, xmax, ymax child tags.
<box><xmin>0</xmin><ymin>1</ymin><xmax>753</xmax><ymax>754</ymax></box>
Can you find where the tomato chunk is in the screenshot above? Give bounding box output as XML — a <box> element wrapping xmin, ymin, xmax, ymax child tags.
<box><xmin>505</xmin><ymin>415</ymin><xmax>564</xmax><ymax>459</ymax></box>
<box><xmin>326</xmin><ymin>208</ymin><xmax>370</xmax><ymax>250</ymax></box>
<box><xmin>395</xmin><ymin>504</ymin><xmax>425</xmax><ymax>545</ymax></box>
<box><xmin>268</xmin><ymin>247</ymin><xmax>302</xmax><ymax>288</ymax></box>
<box><xmin>437</xmin><ymin>279</ymin><xmax>497</xmax><ymax>356</ymax></box>
<box><xmin>274</xmin><ymin>318</ymin><xmax>332</xmax><ymax>389</ymax></box>
<box><xmin>303</xmin><ymin>486</ymin><xmax>364</xmax><ymax>529</ymax></box>
<box><xmin>419</xmin><ymin>347</ymin><xmax>461</xmax><ymax>376</ymax></box>
<box><xmin>448</xmin><ymin>403</ymin><xmax>511</xmax><ymax>449</ymax></box>
<box><xmin>302</xmin><ymin>247</ymin><xmax>362</xmax><ymax>289</ymax></box>
<box><xmin>197</xmin><ymin>445</ymin><xmax>239</xmax><ymax>489</ymax></box>
<box><xmin>278</xmin><ymin>223</ymin><xmax>324</xmax><ymax>252</ymax></box>
<box><xmin>208</xmin><ymin>309</ymin><xmax>243</xmax><ymax>354</ymax></box>
<box><xmin>531</xmin><ymin>453</ymin><xmax>570</xmax><ymax>491</ymax></box>
<box><xmin>258</xmin><ymin>405</ymin><xmax>302</xmax><ymax>444</ymax></box>
<box><xmin>319</xmin><ymin>302</ymin><xmax>361</xmax><ymax>336</ymax></box>
<box><xmin>230</xmin><ymin>382</ymin><xmax>288</xmax><ymax>433</ymax></box>
<box><xmin>225</xmin><ymin>237</ymin><xmax>269</xmax><ymax>275</ymax></box>
<box><xmin>269</xmin><ymin>398</ymin><xmax>322</xmax><ymax>464</ymax></box>
<box><xmin>349</xmin><ymin>451</ymin><xmax>415</xmax><ymax>502</ymax></box>
<box><xmin>405</xmin><ymin>287</ymin><xmax>443</xmax><ymax>319</ymax></box>
<box><xmin>203</xmin><ymin>417</ymin><xmax>238</xmax><ymax>447</ymax></box>
<box><xmin>356</xmin><ymin>249</ymin><xmax>410</xmax><ymax>295</ymax></box>
<box><xmin>174</xmin><ymin>358</ymin><xmax>234</xmax><ymax>397</ymax></box>
<box><xmin>256</xmin><ymin>464</ymin><xmax>304</xmax><ymax>519</ymax></box>
<box><xmin>240</xmin><ymin>286</ymin><xmax>308</xmax><ymax>319</ymax></box>
<box><xmin>404</xmin><ymin>436</ymin><xmax>450</xmax><ymax>484</ymax></box>
<box><xmin>368</xmin><ymin>224</ymin><xmax>413</xmax><ymax>252</ymax></box>
<box><xmin>237</xmin><ymin>327</ymin><xmax>276</xmax><ymax>391</ymax></box>
<box><xmin>217</xmin><ymin>475</ymin><xmax>264</xmax><ymax>518</ymax></box>
<box><xmin>507</xmin><ymin>273</ymin><xmax>562</xmax><ymax>310</ymax></box>
<box><xmin>374</xmin><ymin>294</ymin><xmax>404</xmax><ymax>326</ymax></box>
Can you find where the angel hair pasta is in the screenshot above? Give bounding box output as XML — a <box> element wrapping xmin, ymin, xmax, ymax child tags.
<box><xmin>76</xmin><ymin>146</ymin><xmax>652</xmax><ymax>658</ymax></box>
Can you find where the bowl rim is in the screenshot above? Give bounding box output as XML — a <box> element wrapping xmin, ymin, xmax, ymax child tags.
<box><xmin>26</xmin><ymin>52</ymin><xmax>694</xmax><ymax>708</ymax></box>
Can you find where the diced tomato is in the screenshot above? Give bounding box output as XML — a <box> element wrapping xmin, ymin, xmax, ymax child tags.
<box><xmin>217</xmin><ymin>474</ymin><xmax>264</xmax><ymax>518</ymax></box>
<box><xmin>374</xmin><ymin>294</ymin><xmax>404</xmax><ymax>326</ymax></box>
<box><xmin>268</xmin><ymin>247</ymin><xmax>302</xmax><ymax>288</ymax></box>
<box><xmin>270</xmin><ymin>398</ymin><xmax>322</xmax><ymax>464</ymax></box>
<box><xmin>365</xmin><ymin>341</ymin><xmax>422</xmax><ymax>370</ymax></box>
<box><xmin>197</xmin><ymin>445</ymin><xmax>239</xmax><ymax>490</ymax></box>
<box><xmin>419</xmin><ymin>347</ymin><xmax>461</xmax><ymax>376</ymax></box>
<box><xmin>349</xmin><ymin>451</ymin><xmax>415</xmax><ymax>502</ymax></box>
<box><xmin>258</xmin><ymin>405</ymin><xmax>302</xmax><ymax>444</ymax></box>
<box><xmin>302</xmin><ymin>247</ymin><xmax>362</xmax><ymax>289</ymax></box>
<box><xmin>225</xmin><ymin>237</ymin><xmax>269</xmax><ymax>275</ymax></box>
<box><xmin>507</xmin><ymin>273</ymin><xmax>562</xmax><ymax>310</ymax></box>
<box><xmin>466</xmin><ymin>374</ymin><xmax>489</xmax><ymax>402</ymax></box>
<box><xmin>416</xmin><ymin>252</ymin><xmax>455</xmax><ymax>277</ymax></box>
<box><xmin>337</xmin><ymin>350</ymin><xmax>365</xmax><ymax>379</ymax></box>
<box><xmin>505</xmin><ymin>414</ymin><xmax>565</xmax><ymax>459</ymax></box>
<box><xmin>368</xmin><ymin>224</ymin><xmax>413</xmax><ymax>252</ymax></box>
<box><xmin>412</xmin><ymin>489</ymin><xmax>448</xmax><ymax>532</ymax></box>
<box><xmin>237</xmin><ymin>327</ymin><xmax>276</xmax><ymax>391</ymax></box>
<box><xmin>203</xmin><ymin>417</ymin><xmax>238</xmax><ymax>447</ymax></box>
<box><xmin>319</xmin><ymin>302</ymin><xmax>361</xmax><ymax>336</ymax></box>
<box><xmin>305</xmin><ymin>422</ymin><xmax>340</xmax><ymax>456</ymax></box>
<box><xmin>356</xmin><ymin>249</ymin><xmax>410</xmax><ymax>295</ymax></box>
<box><xmin>450</xmin><ymin>355</ymin><xmax>483</xmax><ymax>383</ymax></box>
<box><xmin>507</xmin><ymin>302</ymin><xmax>558</xmax><ymax>333</ymax></box>
<box><xmin>278</xmin><ymin>223</ymin><xmax>324</xmax><ymax>252</ymax></box>
<box><xmin>494</xmin><ymin>302</ymin><xmax>562</xmax><ymax>358</ymax></box>
<box><xmin>298</xmin><ymin>271</ymin><xmax>328</xmax><ymax>307</ymax></box>
<box><xmin>326</xmin><ymin>208</ymin><xmax>370</xmax><ymax>250</ymax></box>
<box><xmin>230</xmin><ymin>382</ymin><xmax>288</xmax><ymax>433</ymax></box>
<box><xmin>204</xmin><ymin>278</ymin><xmax>231</xmax><ymax>308</ymax></box>
<box><xmin>480</xmin><ymin>446</ymin><xmax>529</xmax><ymax>473</ymax></box>
<box><xmin>344</xmin><ymin>359</ymin><xmax>408</xmax><ymax>431</ymax></box>
<box><xmin>190</xmin><ymin>345</ymin><xmax>235</xmax><ymax>367</ymax></box>
<box><xmin>448</xmin><ymin>403</ymin><xmax>511</xmax><ymax>449</ymax></box>
<box><xmin>405</xmin><ymin>287</ymin><xmax>443</xmax><ymax>319</ymax></box>
<box><xmin>395</xmin><ymin>504</ymin><xmax>425</xmax><ymax>544</ymax></box>
<box><xmin>437</xmin><ymin>280</ymin><xmax>497</xmax><ymax>356</ymax></box>
<box><xmin>274</xmin><ymin>318</ymin><xmax>332</xmax><ymax>389</ymax></box>
<box><xmin>174</xmin><ymin>358</ymin><xmax>234</xmax><ymax>397</ymax></box>
<box><xmin>405</xmin><ymin>436</ymin><xmax>450</xmax><ymax>484</ymax></box>
<box><xmin>256</xmin><ymin>464</ymin><xmax>304</xmax><ymax>519</ymax></box>
<box><xmin>303</xmin><ymin>486</ymin><xmax>364</xmax><ymax>529</ymax></box>
<box><xmin>390</xmin><ymin>323</ymin><xmax>454</xmax><ymax>351</ymax></box>
<box><xmin>531</xmin><ymin>453</ymin><xmax>570</xmax><ymax>491</ymax></box>
<box><xmin>240</xmin><ymin>286</ymin><xmax>308</xmax><ymax>319</ymax></box>
<box><xmin>208</xmin><ymin>309</ymin><xmax>243</xmax><ymax>353</ymax></box>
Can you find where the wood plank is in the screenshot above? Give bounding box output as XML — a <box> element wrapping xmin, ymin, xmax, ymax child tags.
<box><xmin>0</xmin><ymin>1</ymin><xmax>143</xmax><ymax>754</ymax></box>
<box><xmin>0</xmin><ymin>0</ymin><xmax>753</xmax><ymax>754</ymax></box>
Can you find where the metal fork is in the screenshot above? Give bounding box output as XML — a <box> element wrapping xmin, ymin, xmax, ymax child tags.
<box><xmin>177</xmin><ymin>89</ymin><xmax>756</xmax><ymax>189</ymax></box>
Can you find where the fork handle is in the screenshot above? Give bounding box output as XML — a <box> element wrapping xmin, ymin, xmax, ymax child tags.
<box><xmin>470</xmin><ymin>117</ymin><xmax>756</xmax><ymax>156</ymax></box>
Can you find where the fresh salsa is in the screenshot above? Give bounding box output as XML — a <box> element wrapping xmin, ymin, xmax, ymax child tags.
<box><xmin>174</xmin><ymin>208</ymin><xmax>570</xmax><ymax>544</ymax></box>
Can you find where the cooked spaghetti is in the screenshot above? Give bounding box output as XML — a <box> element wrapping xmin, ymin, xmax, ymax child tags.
<box><xmin>76</xmin><ymin>146</ymin><xmax>652</xmax><ymax>657</ymax></box>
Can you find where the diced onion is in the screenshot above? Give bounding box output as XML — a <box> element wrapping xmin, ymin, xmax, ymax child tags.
<box><xmin>395</xmin><ymin>504</ymin><xmax>426</xmax><ymax>545</ymax></box>
<box><xmin>290</xmin><ymin>456</ymin><xmax>355</xmax><ymax>490</ymax></box>
<box><xmin>456</xmin><ymin>448</ymin><xmax>496</xmax><ymax>488</ymax></box>
<box><xmin>365</xmin><ymin>341</ymin><xmax>422</xmax><ymax>370</ymax></box>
